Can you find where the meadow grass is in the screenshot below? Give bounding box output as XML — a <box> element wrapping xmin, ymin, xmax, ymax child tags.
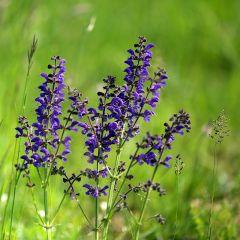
<box><xmin>0</xmin><ymin>0</ymin><xmax>239</xmax><ymax>239</ymax></box>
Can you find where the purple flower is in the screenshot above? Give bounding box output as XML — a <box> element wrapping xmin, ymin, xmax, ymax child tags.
<box><xmin>63</xmin><ymin>136</ymin><xmax>71</xmax><ymax>149</ymax></box>
<box><xmin>142</xmin><ymin>110</ymin><xmax>154</xmax><ymax>122</ymax></box>
<box><xmin>78</xmin><ymin>122</ymin><xmax>89</xmax><ymax>134</ymax></box>
<box><xmin>15</xmin><ymin>127</ymin><xmax>23</xmax><ymax>138</ymax></box>
<box><xmin>83</xmin><ymin>184</ymin><xmax>109</xmax><ymax>198</ymax></box>
<box><xmin>161</xmin><ymin>156</ymin><xmax>172</xmax><ymax>168</ymax></box>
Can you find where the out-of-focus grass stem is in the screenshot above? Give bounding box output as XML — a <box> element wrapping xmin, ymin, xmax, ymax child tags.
<box><xmin>207</xmin><ymin>143</ymin><xmax>217</xmax><ymax>240</ymax></box>
<box><xmin>8</xmin><ymin>35</ymin><xmax>38</xmax><ymax>239</ymax></box>
<box><xmin>172</xmin><ymin>169</ymin><xmax>180</xmax><ymax>240</ymax></box>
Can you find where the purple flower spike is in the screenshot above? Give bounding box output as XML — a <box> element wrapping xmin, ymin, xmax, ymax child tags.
<box><xmin>15</xmin><ymin>56</ymin><xmax>77</xmax><ymax>168</ymax></box>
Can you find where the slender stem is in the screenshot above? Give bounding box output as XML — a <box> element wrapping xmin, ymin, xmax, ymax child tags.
<box><xmin>172</xmin><ymin>170</ymin><xmax>179</xmax><ymax>240</ymax></box>
<box><xmin>75</xmin><ymin>199</ymin><xmax>92</xmax><ymax>226</ymax></box>
<box><xmin>30</xmin><ymin>188</ymin><xmax>45</xmax><ymax>225</ymax></box>
<box><xmin>207</xmin><ymin>143</ymin><xmax>217</xmax><ymax>240</ymax></box>
<box><xmin>102</xmin><ymin>138</ymin><xmax>124</xmax><ymax>239</ymax></box>
<box><xmin>134</xmin><ymin>144</ymin><xmax>166</xmax><ymax>240</ymax></box>
<box><xmin>134</xmin><ymin>168</ymin><xmax>157</xmax><ymax>239</ymax></box>
<box><xmin>105</xmin><ymin>150</ymin><xmax>139</xmax><ymax>223</ymax></box>
<box><xmin>8</xmin><ymin>140</ymin><xmax>21</xmax><ymax>240</ymax></box>
<box><xmin>36</xmin><ymin>168</ymin><xmax>43</xmax><ymax>182</ymax></box>
<box><xmin>95</xmin><ymin>159</ymin><xmax>100</xmax><ymax>240</ymax></box>
<box><xmin>50</xmin><ymin>191</ymin><xmax>67</xmax><ymax>225</ymax></box>
<box><xmin>1</xmin><ymin>177</ymin><xmax>12</xmax><ymax>238</ymax></box>
<box><xmin>8</xmin><ymin>177</ymin><xmax>17</xmax><ymax>240</ymax></box>
<box><xmin>51</xmin><ymin>185</ymin><xmax>92</xmax><ymax>227</ymax></box>
<box><xmin>43</xmin><ymin>168</ymin><xmax>51</xmax><ymax>240</ymax></box>
<box><xmin>103</xmin><ymin>143</ymin><xmax>153</xmax><ymax>227</ymax></box>
<box><xmin>112</xmin><ymin>144</ymin><xmax>142</xmax><ymax>205</ymax></box>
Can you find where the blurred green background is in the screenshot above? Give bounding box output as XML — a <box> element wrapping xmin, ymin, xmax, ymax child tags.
<box><xmin>0</xmin><ymin>0</ymin><xmax>239</xmax><ymax>239</ymax></box>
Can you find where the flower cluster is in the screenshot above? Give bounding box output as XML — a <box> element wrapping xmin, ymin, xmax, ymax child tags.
<box><xmin>75</xmin><ymin>37</ymin><xmax>169</xmax><ymax>197</ymax></box>
<box><xmin>128</xmin><ymin>110</ymin><xmax>190</xmax><ymax>171</ymax></box>
<box><xmin>15</xmin><ymin>38</ymin><xmax>190</xmax><ymax>203</ymax></box>
<box><xmin>15</xmin><ymin>56</ymin><xmax>86</xmax><ymax>169</ymax></box>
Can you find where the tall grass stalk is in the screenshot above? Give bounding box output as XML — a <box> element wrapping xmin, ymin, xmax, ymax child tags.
<box><xmin>8</xmin><ymin>140</ymin><xmax>21</xmax><ymax>240</ymax></box>
<box><xmin>7</xmin><ymin>35</ymin><xmax>37</xmax><ymax>239</ymax></box>
<box><xmin>1</xmin><ymin>145</ymin><xmax>13</xmax><ymax>238</ymax></box>
<box><xmin>206</xmin><ymin>110</ymin><xmax>229</xmax><ymax>239</ymax></box>
<box><xmin>206</xmin><ymin>143</ymin><xmax>217</xmax><ymax>240</ymax></box>
<box><xmin>172</xmin><ymin>174</ymin><xmax>179</xmax><ymax>240</ymax></box>
<box><xmin>172</xmin><ymin>155</ymin><xmax>183</xmax><ymax>240</ymax></box>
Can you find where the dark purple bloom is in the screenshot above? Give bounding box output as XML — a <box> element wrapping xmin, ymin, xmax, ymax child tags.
<box><xmin>63</xmin><ymin>136</ymin><xmax>71</xmax><ymax>149</ymax></box>
<box><xmin>99</xmin><ymin>168</ymin><xmax>108</xmax><ymax>178</ymax></box>
<box><xmin>78</xmin><ymin>122</ymin><xmax>89</xmax><ymax>134</ymax></box>
<box><xmin>15</xmin><ymin>127</ymin><xmax>23</xmax><ymax>138</ymax></box>
<box><xmin>161</xmin><ymin>156</ymin><xmax>172</xmax><ymax>168</ymax></box>
<box><xmin>83</xmin><ymin>184</ymin><xmax>109</xmax><ymax>198</ymax></box>
<box><xmin>142</xmin><ymin>110</ymin><xmax>154</xmax><ymax>122</ymax></box>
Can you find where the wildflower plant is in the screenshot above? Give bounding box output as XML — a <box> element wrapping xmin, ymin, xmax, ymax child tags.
<box><xmin>15</xmin><ymin>37</ymin><xmax>191</xmax><ymax>239</ymax></box>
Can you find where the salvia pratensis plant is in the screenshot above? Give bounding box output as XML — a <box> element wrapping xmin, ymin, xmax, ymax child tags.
<box><xmin>15</xmin><ymin>37</ymin><xmax>191</xmax><ymax>240</ymax></box>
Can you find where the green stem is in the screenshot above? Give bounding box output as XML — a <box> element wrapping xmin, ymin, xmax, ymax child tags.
<box><xmin>134</xmin><ymin>144</ymin><xmax>166</xmax><ymax>240</ymax></box>
<box><xmin>8</xmin><ymin>140</ymin><xmax>21</xmax><ymax>240</ymax></box>
<box><xmin>43</xmin><ymin>169</ymin><xmax>51</xmax><ymax>240</ymax></box>
<box><xmin>102</xmin><ymin>142</ymin><xmax>123</xmax><ymax>239</ymax></box>
<box><xmin>207</xmin><ymin>143</ymin><xmax>217</xmax><ymax>240</ymax></box>
<box><xmin>30</xmin><ymin>188</ymin><xmax>45</xmax><ymax>225</ymax></box>
<box><xmin>8</xmin><ymin>178</ymin><xmax>17</xmax><ymax>240</ymax></box>
<box><xmin>134</xmin><ymin>169</ymin><xmax>156</xmax><ymax>240</ymax></box>
<box><xmin>50</xmin><ymin>192</ymin><xmax>67</xmax><ymax>225</ymax></box>
<box><xmin>110</xmin><ymin>145</ymin><xmax>141</xmax><ymax>212</ymax></box>
<box><xmin>95</xmin><ymin>160</ymin><xmax>100</xmax><ymax>240</ymax></box>
<box><xmin>76</xmin><ymin>199</ymin><xmax>92</xmax><ymax>226</ymax></box>
<box><xmin>1</xmin><ymin>177</ymin><xmax>12</xmax><ymax>239</ymax></box>
<box><xmin>172</xmin><ymin>170</ymin><xmax>179</xmax><ymax>240</ymax></box>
